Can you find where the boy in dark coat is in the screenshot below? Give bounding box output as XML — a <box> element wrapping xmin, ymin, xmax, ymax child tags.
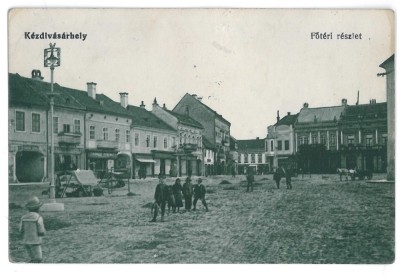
<box><xmin>172</xmin><ymin>178</ymin><xmax>183</xmax><ymax>213</ymax></box>
<box><xmin>246</xmin><ymin>167</ymin><xmax>255</xmax><ymax>192</ymax></box>
<box><xmin>286</xmin><ymin>168</ymin><xmax>292</xmax><ymax>189</ymax></box>
<box><xmin>182</xmin><ymin>176</ymin><xmax>193</xmax><ymax>211</ymax></box>
<box><xmin>193</xmin><ymin>178</ymin><xmax>209</xmax><ymax>211</ymax></box>
<box><xmin>150</xmin><ymin>174</ymin><xmax>168</xmax><ymax>222</ymax></box>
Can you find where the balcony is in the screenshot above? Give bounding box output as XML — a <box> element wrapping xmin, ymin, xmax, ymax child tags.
<box><xmin>58</xmin><ymin>132</ymin><xmax>81</xmax><ymax>145</ymax></box>
<box><xmin>97</xmin><ymin>139</ymin><xmax>118</xmax><ymax>149</ymax></box>
<box><xmin>181</xmin><ymin>143</ymin><xmax>198</xmax><ymax>153</ymax></box>
<box><xmin>217</xmin><ymin>152</ymin><xmax>226</xmax><ymax>159</ymax></box>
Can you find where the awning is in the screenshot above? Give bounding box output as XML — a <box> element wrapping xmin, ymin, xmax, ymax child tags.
<box><xmin>135</xmin><ymin>157</ymin><xmax>156</xmax><ymax>163</ymax></box>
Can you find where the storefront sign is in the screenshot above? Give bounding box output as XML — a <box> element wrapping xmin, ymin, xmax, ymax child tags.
<box><xmin>18</xmin><ymin>145</ymin><xmax>40</xmax><ymax>151</ymax></box>
<box><xmin>88</xmin><ymin>151</ymin><xmax>117</xmax><ymax>159</ymax></box>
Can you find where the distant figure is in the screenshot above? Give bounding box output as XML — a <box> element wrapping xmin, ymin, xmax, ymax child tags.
<box><xmin>193</xmin><ymin>178</ymin><xmax>209</xmax><ymax>211</ymax></box>
<box><xmin>182</xmin><ymin>176</ymin><xmax>193</xmax><ymax>211</ymax></box>
<box><xmin>150</xmin><ymin>174</ymin><xmax>168</xmax><ymax>222</ymax></box>
<box><xmin>246</xmin><ymin>167</ymin><xmax>255</xmax><ymax>192</ymax></box>
<box><xmin>166</xmin><ymin>185</ymin><xmax>176</xmax><ymax>214</ymax></box>
<box><xmin>231</xmin><ymin>166</ymin><xmax>236</xmax><ymax>178</ymax></box>
<box><xmin>172</xmin><ymin>178</ymin><xmax>183</xmax><ymax>213</ymax></box>
<box><xmin>286</xmin><ymin>168</ymin><xmax>292</xmax><ymax>190</ymax></box>
<box><xmin>273</xmin><ymin>166</ymin><xmax>285</xmax><ymax>189</ymax></box>
<box><xmin>19</xmin><ymin>196</ymin><xmax>46</xmax><ymax>263</ymax></box>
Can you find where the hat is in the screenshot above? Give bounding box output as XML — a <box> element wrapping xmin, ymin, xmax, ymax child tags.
<box><xmin>186</xmin><ymin>176</ymin><xmax>191</xmax><ymax>181</ymax></box>
<box><xmin>197</xmin><ymin>178</ymin><xmax>202</xmax><ymax>183</ymax></box>
<box><xmin>25</xmin><ymin>196</ymin><xmax>43</xmax><ymax>211</ymax></box>
<box><xmin>158</xmin><ymin>173</ymin><xmax>166</xmax><ymax>179</ymax></box>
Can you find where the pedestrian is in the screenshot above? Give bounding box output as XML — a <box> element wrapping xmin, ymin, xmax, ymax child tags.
<box><xmin>246</xmin><ymin>167</ymin><xmax>255</xmax><ymax>192</ymax></box>
<box><xmin>286</xmin><ymin>168</ymin><xmax>292</xmax><ymax>190</ymax></box>
<box><xmin>182</xmin><ymin>176</ymin><xmax>193</xmax><ymax>211</ymax></box>
<box><xmin>193</xmin><ymin>178</ymin><xmax>209</xmax><ymax>211</ymax></box>
<box><xmin>172</xmin><ymin>178</ymin><xmax>183</xmax><ymax>213</ymax></box>
<box><xmin>150</xmin><ymin>173</ymin><xmax>168</xmax><ymax>222</ymax></box>
<box><xmin>231</xmin><ymin>166</ymin><xmax>236</xmax><ymax>178</ymax></box>
<box><xmin>19</xmin><ymin>196</ymin><xmax>46</xmax><ymax>263</ymax></box>
<box><xmin>273</xmin><ymin>166</ymin><xmax>285</xmax><ymax>189</ymax></box>
<box><xmin>166</xmin><ymin>185</ymin><xmax>176</xmax><ymax>214</ymax></box>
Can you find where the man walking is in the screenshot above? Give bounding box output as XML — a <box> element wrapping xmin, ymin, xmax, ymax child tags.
<box><xmin>193</xmin><ymin>178</ymin><xmax>209</xmax><ymax>211</ymax></box>
<box><xmin>150</xmin><ymin>174</ymin><xmax>168</xmax><ymax>222</ymax></box>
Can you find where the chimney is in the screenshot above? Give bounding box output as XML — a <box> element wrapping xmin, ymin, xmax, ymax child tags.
<box><xmin>277</xmin><ymin>110</ymin><xmax>280</xmax><ymax>122</ymax></box>
<box><xmin>31</xmin><ymin>70</ymin><xmax>44</xmax><ymax>81</ymax></box>
<box><xmin>87</xmin><ymin>82</ymin><xmax>97</xmax><ymax>99</ymax></box>
<box><xmin>303</xmin><ymin>102</ymin><xmax>309</xmax><ymax>108</ymax></box>
<box><xmin>163</xmin><ymin>103</ymin><xmax>167</xmax><ymax>110</ymax></box>
<box><xmin>370</xmin><ymin>99</ymin><xmax>376</xmax><ymax>104</ymax></box>
<box><xmin>341</xmin><ymin>98</ymin><xmax>347</xmax><ymax>106</ymax></box>
<box><xmin>140</xmin><ymin>101</ymin><xmax>145</xmax><ymax>109</ymax></box>
<box><xmin>152</xmin><ymin>97</ymin><xmax>159</xmax><ymax>109</ymax></box>
<box><xmin>119</xmin><ymin>92</ymin><xmax>128</xmax><ymax>108</ymax></box>
<box><xmin>287</xmin><ymin>112</ymin><xmax>291</xmax><ymax>116</ymax></box>
<box><xmin>185</xmin><ymin>105</ymin><xmax>189</xmax><ymax>116</ymax></box>
<box><xmin>256</xmin><ymin>137</ymin><xmax>259</xmax><ymax>140</ymax></box>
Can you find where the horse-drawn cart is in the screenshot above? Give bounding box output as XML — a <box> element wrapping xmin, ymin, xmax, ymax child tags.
<box><xmin>55</xmin><ymin>170</ymin><xmax>103</xmax><ymax>198</ymax></box>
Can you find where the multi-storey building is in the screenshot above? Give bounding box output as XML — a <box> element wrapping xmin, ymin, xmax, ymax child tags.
<box><xmin>379</xmin><ymin>54</ymin><xmax>395</xmax><ymax>180</ymax></box>
<box><xmin>237</xmin><ymin>138</ymin><xmax>269</xmax><ymax>175</ymax></box>
<box><xmin>294</xmin><ymin>101</ymin><xmax>347</xmax><ymax>173</ymax></box>
<box><xmin>152</xmin><ymin>99</ymin><xmax>204</xmax><ymax>176</ymax></box>
<box><xmin>61</xmin><ymin>82</ymin><xmax>132</xmax><ymax>178</ymax></box>
<box><xmin>173</xmin><ymin>93</ymin><xmax>231</xmax><ymax>175</ymax></box>
<box><xmin>9</xmin><ymin>71</ymin><xmax>86</xmax><ymax>182</ymax></box>
<box><xmin>339</xmin><ymin>101</ymin><xmax>387</xmax><ymax>172</ymax></box>
<box><xmin>125</xmin><ymin>99</ymin><xmax>178</xmax><ymax>178</ymax></box>
<box><xmin>229</xmin><ymin>136</ymin><xmax>239</xmax><ymax>175</ymax></box>
<box><xmin>265</xmin><ymin>111</ymin><xmax>298</xmax><ymax>171</ymax></box>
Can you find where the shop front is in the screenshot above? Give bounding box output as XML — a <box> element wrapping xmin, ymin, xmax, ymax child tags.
<box><xmin>87</xmin><ymin>149</ymin><xmax>117</xmax><ymax>179</ymax></box>
<box><xmin>133</xmin><ymin>153</ymin><xmax>155</xmax><ymax>179</ymax></box>
<box><xmin>152</xmin><ymin>150</ymin><xmax>176</xmax><ymax>177</ymax></box>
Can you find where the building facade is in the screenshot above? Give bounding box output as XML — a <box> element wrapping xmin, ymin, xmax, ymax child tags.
<box><xmin>237</xmin><ymin>138</ymin><xmax>269</xmax><ymax>175</ymax></box>
<box><xmin>152</xmin><ymin>99</ymin><xmax>204</xmax><ymax>177</ymax></box>
<box><xmin>173</xmin><ymin>93</ymin><xmax>231</xmax><ymax>175</ymax></box>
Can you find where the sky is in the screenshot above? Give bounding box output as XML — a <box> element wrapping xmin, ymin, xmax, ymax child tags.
<box><xmin>8</xmin><ymin>9</ymin><xmax>394</xmax><ymax>139</ymax></box>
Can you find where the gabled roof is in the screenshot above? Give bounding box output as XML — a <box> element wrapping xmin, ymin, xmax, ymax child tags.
<box><xmin>126</xmin><ymin>105</ymin><xmax>176</xmax><ymax>132</ymax></box>
<box><xmin>297</xmin><ymin>105</ymin><xmax>345</xmax><ymax>124</ymax></box>
<box><xmin>175</xmin><ymin>93</ymin><xmax>231</xmax><ymax>126</ymax></box>
<box><xmin>165</xmin><ymin>109</ymin><xmax>204</xmax><ymax>129</ymax></box>
<box><xmin>9</xmin><ymin>73</ymin><xmax>85</xmax><ymax>111</ymax></box>
<box><xmin>237</xmin><ymin>138</ymin><xmax>265</xmax><ymax>151</ymax></box>
<box><xmin>341</xmin><ymin>102</ymin><xmax>387</xmax><ymax>122</ymax></box>
<box><xmin>275</xmin><ymin>113</ymin><xmax>298</xmax><ymax>126</ymax></box>
<box><xmin>379</xmin><ymin>54</ymin><xmax>394</xmax><ymax>69</ymax></box>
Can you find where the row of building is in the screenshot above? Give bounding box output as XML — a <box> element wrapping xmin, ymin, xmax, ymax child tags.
<box><xmin>236</xmin><ymin>55</ymin><xmax>394</xmax><ymax>175</ymax></box>
<box><xmin>9</xmin><ymin>71</ymin><xmax>237</xmax><ymax>182</ymax></box>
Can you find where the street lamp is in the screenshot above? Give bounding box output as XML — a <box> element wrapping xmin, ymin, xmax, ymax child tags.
<box><xmin>41</xmin><ymin>43</ymin><xmax>64</xmax><ymax>212</ymax></box>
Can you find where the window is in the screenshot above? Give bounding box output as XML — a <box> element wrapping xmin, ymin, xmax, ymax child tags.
<box><xmin>180</xmin><ymin>133</ymin><xmax>183</xmax><ymax>144</ymax></box>
<box><xmin>63</xmin><ymin>124</ymin><xmax>71</xmax><ymax>133</ymax></box>
<box><xmin>134</xmin><ymin>133</ymin><xmax>139</xmax><ymax>146</ymax></box>
<box><xmin>311</xmin><ymin>134</ymin><xmax>317</xmax><ymax>144</ymax></box>
<box><xmin>184</xmin><ymin>134</ymin><xmax>187</xmax><ymax>144</ymax></box>
<box><xmin>153</xmin><ymin>136</ymin><xmax>158</xmax><ymax>148</ymax></box>
<box><xmin>89</xmin><ymin>126</ymin><xmax>95</xmax><ymax>140</ymax></box>
<box><xmin>115</xmin><ymin>129</ymin><xmax>120</xmax><ymax>142</ymax></box>
<box><xmin>251</xmin><ymin>154</ymin><xmax>255</xmax><ymax>163</ymax></box>
<box><xmin>347</xmin><ymin>135</ymin><xmax>355</xmax><ymax>145</ymax></box>
<box><xmin>330</xmin><ymin>134</ymin><xmax>336</xmax><ymax>147</ymax></box>
<box><xmin>258</xmin><ymin>153</ymin><xmax>262</xmax><ymax>163</ymax></box>
<box><xmin>320</xmin><ymin>134</ymin><xmax>326</xmax><ymax>145</ymax></box>
<box><xmin>244</xmin><ymin>154</ymin><xmax>248</xmax><ymax>163</ymax></box>
<box><xmin>381</xmin><ymin>134</ymin><xmax>387</xmax><ymax>145</ymax></box>
<box><xmin>146</xmin><ymin>135</ymin><xmax>150</xmax><ymax>147</ymax></box>
<box><xmin>32</xmin><ymin>113</ymin><xmax>40</xmax><ymax>133</ymax></box>
<box><xmin>103</xmin><ymin>127</ymin><xmax>108</xmax><ymax>140</ymax></box>
<box><xmin>265</xmin><ymin>141</ymin><xmax>268</xmax><ymax>152</ymax></box>
<box><xmin>277</xmin><ymin>140</ymin><xmax>282</xmax><ymax>150</ymax></box>
<box><xmin>53</xmin><ymin>117</ymin><xmax>59</xmax><ymax>134</ymax></box>
<box><xmin>284</xmin><ymin>140</ymin><xmax>290</xmax><ymax>150</ymax></box>
<box><xmin>270</xmin><ymin>140</ymin><xmax>274</xmax><ymax>151</ymax></box>
<box><xmin>172</xmin><ymin>137</ymin><xmax>176</xmax><ymax>147</ymax></box>
<box><xmin>164</xmin><ymin>137</ymin><xmax>168</xmax><ymax>149</ymax></box>
<box><xmin>16</xmin><ymin>111</ymin><xmax>25</xmax><ymax>131</ymax></box>
<box><xmin>304</xmin><ymin>136</ymin><xmax>309</xmax><ymax>145</ymax></box>
<box><xmin>366</xmin><ymin>135</ymin><xmax>373</xmax><ymax>146</ymax></box>
<box><xmin>238</xmin><ymin>154</ymin><xmax>241</xmax><ymax>163</ymax></box>
<box><xmin>126</xmin><ymin>130</ymin><xmax>130</xmax><ymax>143</ymax></box>
<box><xmin>74</xmin><ymin>119</ymin><xmax>80</xmax><ymax>133</ymax></box>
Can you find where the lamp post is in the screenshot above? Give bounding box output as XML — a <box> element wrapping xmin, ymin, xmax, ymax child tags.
<box><xmin>41</xmin><ymin>43</ymin><xmax>64</xmax><ymax>212</ymax></box>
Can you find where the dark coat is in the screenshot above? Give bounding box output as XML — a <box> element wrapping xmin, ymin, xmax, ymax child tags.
<box><xmin>154</xmin><ymin>183</ymin><xmax>168</xmax><ymax>203</ymax></box>
<box><xmin>182</xmin><ymin>181</ymin><xmax>193</xmax><ymax>197</ymax></box>
<box><xmin>172</xmin><ymin>182</ymin><xmax>183</xmax><ymax>207</ymax></box>
<box><xmin>193</xmin><ymin>184</ymin><xmax>206</xmax><ymax>199</ymax></box>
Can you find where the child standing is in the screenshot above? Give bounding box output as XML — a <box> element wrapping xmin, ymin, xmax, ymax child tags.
<box><xmin>19</xmin><ymin>196</ymin><xmax>46</xmax><ymax>263</ymax></box>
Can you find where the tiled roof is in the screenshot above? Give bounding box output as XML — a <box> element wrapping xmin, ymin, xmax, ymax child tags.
<box><xmin>275</xmin><ymin>113</ymin><xmax>298</xmax><ymax>126</ymax></box>
<box><xmin>297</xmin><ymin>105</ymin><xmax>345</xmax><ymax>124</ymax></box>
<box><xmin>379</xmin><ymin>54</ymin><xmax>394</xmax><ymax>68</ymax></box>
<box><xmin>126</xmin><ymin>105</ymin><xmax>176</xmax><ymax>132</ymax></box>
<box><xmin>341</xmin><ymin>102</ymin><xmax>387</xmax><ymax>122</ymax></box>
<box><xmin>9</xmin><ymin>73</ymin><xmax>85</xmax><ymax>111</ymax></box>
<box><xmin>237</xmin><ymin>138</ymin><xmax>265</xmax><ymax>151</ymax></box>
<box><xmin>165</xmin><ymin>109</ymin><xmax>204</xmax><ymax>129</ymax></box>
